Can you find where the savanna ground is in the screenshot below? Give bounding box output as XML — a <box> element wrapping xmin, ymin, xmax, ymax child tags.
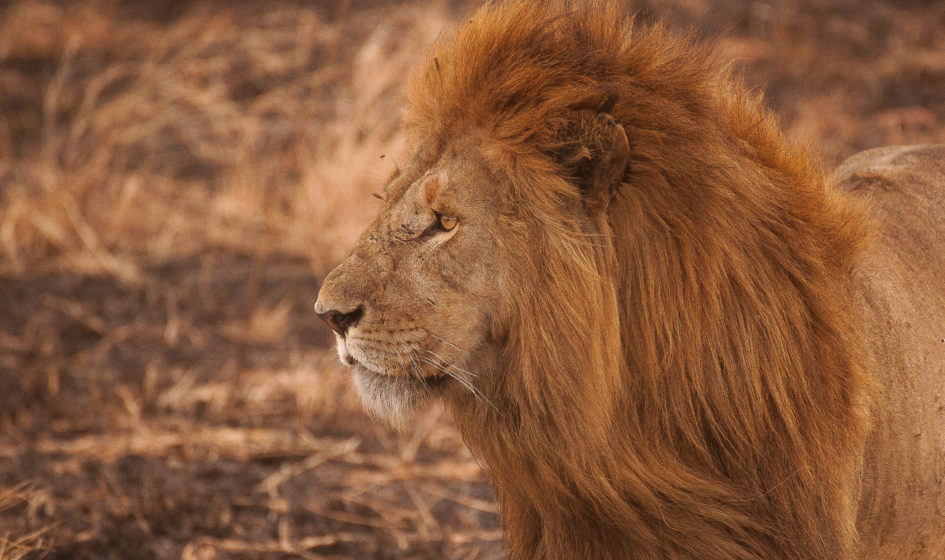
<box><xmin>0</xmin><ymin>0</ymin><xmax>943</xmax><ymax>558</ymax></box>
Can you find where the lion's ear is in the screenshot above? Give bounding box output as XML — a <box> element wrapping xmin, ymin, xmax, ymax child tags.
<box><xmin>546</xmin><ymin>110</ymin><xmax>629</xmax><ymax>214</ymax></box>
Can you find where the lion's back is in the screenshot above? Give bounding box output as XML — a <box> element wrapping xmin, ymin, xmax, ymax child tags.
<box><xmin>834</xmin><ymin>145</ymin><xmax>945</xmax><ymax>559</ymax></box>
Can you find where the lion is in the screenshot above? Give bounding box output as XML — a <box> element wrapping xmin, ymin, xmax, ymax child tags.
<box><xmin>314</xmin><ymin>2</ymin><xmax>945</xmax><ymax>558</ymax></box>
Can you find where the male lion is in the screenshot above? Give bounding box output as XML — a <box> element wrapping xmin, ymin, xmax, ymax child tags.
<box><xmin>314</xmin><ymin>2</ymin><xmax>945</xmax><ymax>559</ymax></box>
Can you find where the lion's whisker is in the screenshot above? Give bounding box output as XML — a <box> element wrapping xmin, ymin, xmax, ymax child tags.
<box><xmin>423</xmin><ymin>329</ymin><xmax>468</xmax><ymax>354</ymax></box>
<box><xmin>391</xmin><ymin>344</ymin><xmax>411</xmax><ymax>380</ymax></box>
<box><xmin>420</xmin><ymin>356</ymin><xmax>477</xmax><ymax>396</ymax></box>
<box><xmin>422</xmin><ymin>351</ymin><xmax>498</xmax><ymax>412</ymax></box>
<box><xmin>406</xmin><ymin>344</ymin><xmax>430</xmax><ymax>388</ymax></box>
<box><xmin>426</xmin><ymin>349</ymin><xmax>478</xmax><ymax>378</ymax></box>
<box><xmin>394</xmin><ymin>343</ymin><xmax>422</xmax><ymax>386</ymax></box>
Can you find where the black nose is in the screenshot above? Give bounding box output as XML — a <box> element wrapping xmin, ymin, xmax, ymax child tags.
<box><xmin>315</xmin><ymin>304</ymin><xmax>363</xmax><ymax>336</ymax></box>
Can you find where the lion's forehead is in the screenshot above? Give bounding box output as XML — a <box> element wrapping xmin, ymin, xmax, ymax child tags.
<box><xmin>384</xmin><ymin>160</ymin><xmax>444</xmax><ymax>202</ymax></box>
<box><xmin>386</xmin><ymin>139</ymin><xmax>506</xmax><ymax>209</ymax></box>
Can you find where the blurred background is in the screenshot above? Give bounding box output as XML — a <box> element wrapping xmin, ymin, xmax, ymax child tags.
<box><xmin>0</xmin><ymin>0</ymin><xmax>942</xmax><ymax>558</ymax></box>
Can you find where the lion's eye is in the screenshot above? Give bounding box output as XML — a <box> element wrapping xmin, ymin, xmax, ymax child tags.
<box><xmin>438</xmin><ymin>215</ymin><xmax>458</xmax><ymax>231</ymax></box>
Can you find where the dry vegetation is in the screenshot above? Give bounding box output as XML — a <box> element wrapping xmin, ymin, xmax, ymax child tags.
<box><xmin>0</xmin><ymin>0</ymin><xmax>943</xmax><ymax>558</ymax></box>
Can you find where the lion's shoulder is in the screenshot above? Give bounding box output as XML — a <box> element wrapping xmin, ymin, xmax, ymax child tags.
<box><xmin>832</xmin><ymin>144</ymin><xmax>945</xmax><ymax>196</ymax></box>
<box><xmin>838</xmin><ymin>145</ymin><xmax>945</xmax><ymax>554</ymax></box>
<box><xmin>833</xmin><ymin>144</ymin><xmax>945</xmax><ymax>259</ymax></box>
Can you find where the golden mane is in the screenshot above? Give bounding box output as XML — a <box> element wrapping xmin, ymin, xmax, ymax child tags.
<box><xmin>406</xmin><ymin>2</ymin><xmax>872</xmax><ymax>558</ymax></box>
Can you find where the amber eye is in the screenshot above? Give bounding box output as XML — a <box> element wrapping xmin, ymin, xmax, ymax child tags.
<box><xmin>438</xmin><ymin>215</ymin><xmax>458</xmax><ymax>231</ymax></box>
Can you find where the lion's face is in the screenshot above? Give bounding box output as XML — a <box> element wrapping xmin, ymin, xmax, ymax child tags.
<box><xmin>314</xmin><ymin>140</ymin><xmax>508</xmax><ymax>425</ymax></box>
<box><xmin>316</xmin><ymin>110</ymin><xmax>628</xmax><ymax>426</ymax></box>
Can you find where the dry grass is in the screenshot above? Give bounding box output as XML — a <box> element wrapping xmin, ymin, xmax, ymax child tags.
<box><xmin>0</xmin><ymin>0</ymin><xmax>943</xmax><ymax>558</ymax></box>
<box><xmin>0</xmin><ymin>483</ymin><xmax>51</xmax><ymax>560</ymax></box>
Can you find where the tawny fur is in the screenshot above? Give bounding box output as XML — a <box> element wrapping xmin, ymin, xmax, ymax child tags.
<box><xmin>316</xmin><ymin>2</ymin><xmax>945</xmax><ymax>559</ymax></box>
<box><xmin>407</xmin><ymin>3</ymin><xmax>869</xmax><ymax>558</ymax></box>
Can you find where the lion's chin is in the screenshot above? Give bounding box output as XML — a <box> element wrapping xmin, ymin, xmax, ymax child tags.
<box><xmin>352</xmin><ymin>366</ymin><xmax>445</xmax><ymax>430</ymax></box>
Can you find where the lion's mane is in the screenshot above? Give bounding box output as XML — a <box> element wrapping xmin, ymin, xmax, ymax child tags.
<box><xmin>405</xmin><ymin>2</ymin><xmax>872</xmax><ymax>558</ymax></box>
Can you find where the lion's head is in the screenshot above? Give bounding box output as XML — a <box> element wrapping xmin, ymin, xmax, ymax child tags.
<box><xmin>316</xmin><ymin>2</ymin><xmax>874</xmax><ymax>559</ymax></box>
<box><xmin>315</xmin><ymin>112</ymin><xmax>629</xmax><ymax>427</ymax></box>
<box><xmin>313</xmin><ymin>134</ymin><xmax>513</xmax><ymax>426</ymax></box>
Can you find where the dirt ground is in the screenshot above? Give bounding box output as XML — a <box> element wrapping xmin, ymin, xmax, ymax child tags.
<box><xmin>0</xmin><ymin>1</ymin><xmax>943</xmax><ymax>558</ymax></box>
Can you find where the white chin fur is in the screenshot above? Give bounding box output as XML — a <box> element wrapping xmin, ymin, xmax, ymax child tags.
<box><xmin>352</xmin><ymin>367</ymin><xmax>421</xmax><ymax>430</ymax></box>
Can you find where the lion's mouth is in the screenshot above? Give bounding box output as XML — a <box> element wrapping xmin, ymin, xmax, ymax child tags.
<box><xmin>352</xmin><ymin>362</ymin><xmax>450</xmax><ymax>389</ymax></box>
<box><xmin>337</xmin><ymin>335</ymin><xmax>451</xmax><ymax>388</ymax></box>
<box><xmin>335</xmin><ymin>333</ymin><xmax>487</xmax><ymax>425</ymax></box>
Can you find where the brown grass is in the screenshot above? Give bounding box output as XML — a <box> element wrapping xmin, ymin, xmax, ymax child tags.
<box><xmin>0</xmin><ymin>0</ymin><xmax>942</xmax><ymax>558</ymax></box>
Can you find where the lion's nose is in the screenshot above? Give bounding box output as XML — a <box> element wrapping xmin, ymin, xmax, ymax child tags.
<box><xmin>314</xmin><ymin>301</ymin><xmax>364</xmax><ymax>337</ymax></box>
